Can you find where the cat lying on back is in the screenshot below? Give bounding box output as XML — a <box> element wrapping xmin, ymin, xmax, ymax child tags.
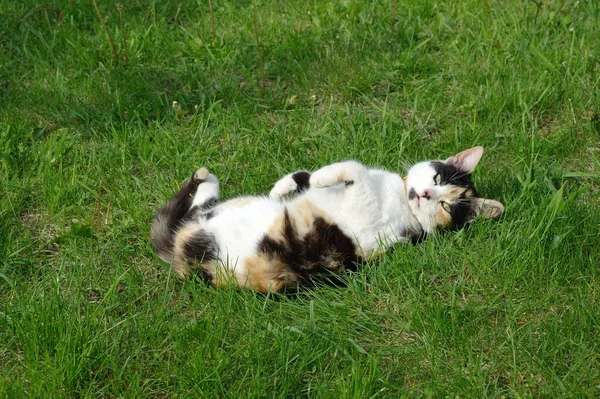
<box><xmin>151</xmin><ymin>146</ymin><xmax>504</xmax><ymax>292</ymax></box>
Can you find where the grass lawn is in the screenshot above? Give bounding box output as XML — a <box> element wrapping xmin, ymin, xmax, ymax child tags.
<box><xmin>1</xmin><ymin>0</ymin><xmax>599</xmax><ymax>396</ymax></box>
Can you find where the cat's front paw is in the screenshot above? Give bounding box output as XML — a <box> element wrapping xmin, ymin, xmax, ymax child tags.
<box><xmin>310</xmin><ymin>161</ymin><xmax>364</xmax><ymax>188</ymax></box>
<box><xmin>269</xmin><ymin>175</ymin><xmax>298</xmax><ymax>200</ymax></box>
<box><xmin>309</xmin><ymin>167</ymin><xmax>340</xmax><ymax>188</ymax></box>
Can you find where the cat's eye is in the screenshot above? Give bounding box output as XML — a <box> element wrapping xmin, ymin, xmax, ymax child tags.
<box><xmin>441</xmin><ymin>201</ymin><xmax>451</xmax><ymax>213</ymax></box>
<box><xmin>433</xmin><ymin>173</ymin><xmax>441</xmax><ymax>186</ymax></box>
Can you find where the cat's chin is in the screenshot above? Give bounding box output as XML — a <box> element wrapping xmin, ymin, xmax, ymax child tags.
<box><xmin>410</xmin><ymin>211</ymin><xmax>430</xmax><ymax>233</ymax></box>
<box><xmin>407</xmin><ymin>206</ymin><xmax>435</xmax><ymax>234</ymax></box>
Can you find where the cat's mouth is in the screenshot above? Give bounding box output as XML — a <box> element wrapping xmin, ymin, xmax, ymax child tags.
<box><xmin>412</xmin><ymin>196</ymin><xmax>420</xmax><ymax>208</ymax></box>
<box><xmin>409</xmin><ymin>191</ymin><xmax>422</xmax><ymax>208</ymax></box>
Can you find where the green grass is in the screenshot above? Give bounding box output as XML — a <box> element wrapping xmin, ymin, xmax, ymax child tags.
<box><xmin>1</xmin><ymin>0</ymin><xmax>599</xmax><ymax>396</ymax></box>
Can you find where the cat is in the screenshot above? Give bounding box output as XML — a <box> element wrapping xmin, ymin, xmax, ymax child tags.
<box><xmin>151</xmin><ymin>146</ymin><xmax>504</xmax><ymax>292</ymax></box>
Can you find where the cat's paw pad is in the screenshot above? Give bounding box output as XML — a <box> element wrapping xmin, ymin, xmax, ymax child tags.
<box><xmin>193</xmin><ymin>167</ymin><xmax>210</xmax><ymax>183</ymax></box>
<box><xmin>269</xmin><ymin>176</ymin><xmax>297</xmax><ymax>200</ymax></box>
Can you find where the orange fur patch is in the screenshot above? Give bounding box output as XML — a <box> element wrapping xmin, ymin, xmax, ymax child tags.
<box><xmin>219</xmin><ymin>196</ymin><xmax>258</xmax><ymax>209</ymax></box>
<box><xmin>266</xmin><ymin>212</ymin><xmax>287</xmax><ymax>242</ymax></box>
<box><xmin>435</xmin><ymin>206</ymin><xmax>454</xmax><ymax>229</ymax></box>
<box><xmin>172</xmin><ymin>222</ymin><xmax>222</xmax><ymax>283</ymax></box>
<box><xmin>242</xmin><ymin>255</ymin><xmax>299</xmax><ymax>292</ymax></box>
<box><xmin>436</xmin><ymin>187</ymin><xmax>475</xmax><ymax>228</ymax></box>
<box><xmin>445</xmin><ymin>187</ymin><xmax>467</xmax><ymax>199</ymax></box>
<box><xmin>266</xmin><ymin>199</ymin><xmax>330</xmax><ymax>242</ymax></box>
<box><xmin>172</xmin><ymin>222</ymin><xmax>202</xmax><ymax>278</ymax></box>
<box><xmin>288</xmin><ymin>198</ymin><xmax>330</xmax><ymax>235</ymax></box>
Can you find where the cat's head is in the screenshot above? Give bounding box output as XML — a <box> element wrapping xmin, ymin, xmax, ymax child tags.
<box><xmin>405</xmin><ymin>146</ymin><xmax>504</xmax><ymax>233</ymax></box>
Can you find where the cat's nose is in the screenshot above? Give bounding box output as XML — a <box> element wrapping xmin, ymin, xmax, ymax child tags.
<box><xmin>421</xmin><ymin>190</ymin><xmax>431</xmax><ymax>200</ymax></box>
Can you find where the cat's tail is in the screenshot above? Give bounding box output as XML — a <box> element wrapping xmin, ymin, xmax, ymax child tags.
<box><xmin>151</xmin><ymin>176</ymin><xmax>199</xmax><ymax>265</ymax></box>
<box><xmin>150</xmin><ymin>209</ymin><xmax>177</xmax><ymax>264</ymax></box>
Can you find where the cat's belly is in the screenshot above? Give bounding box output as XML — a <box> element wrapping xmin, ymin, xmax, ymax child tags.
<box><xmin>204</xmin><ymin>197</ymin><xmax>282</xmax><ymax>274</ymax></box>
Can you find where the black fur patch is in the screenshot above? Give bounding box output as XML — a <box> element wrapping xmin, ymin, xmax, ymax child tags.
<box><xmin>200</xmin><ymin>197</ymin><xmax>218</xmax><ymax>210</ymax></box>
<box><xmin>181</xmin><ymin>206</ymin><xmax>201</xmax><ymax>224</ymax></box>
<box><xmin>448</xmin><ymin>190</ymin><xmax>477</xmax><ymax>229</ymax></box>
<box><xmin>397</xmin><ymin>226</ymin><xmax>426</xmax><ymax>245</ymax></box>
<box><xmin>430</xmin><ymin>161</ymin><xmax>478</xmax><ymax>193</ymax></box>
<box><xmin>257</xmin><ymin>210</ymin><xmax>360</xmax><ymax>279</ymax></box>
<box><xmin>431</xmin><ymin>161</ymin><xmax>479</xmax><ymax>229</ymax></box>
<box><xmin>408</xmin><ymin>188</ymin><xmax>418</xmax><ymax>200</ymax></box>
<box><xmin>199</xmin><ymin>197</ymin><xmax>218</xmax><ymax>220</ymax></box>
<box><xmin>291</xmin><ymin>171</ymin><xmax>311</xmax><ymax>194</ymax></box>
<box><xmin>304</xmin><ymin>217</ymin><xmax>359</xmax><ymax>272</ymax></box>
<box><xmin>183</xmin><ymin>230</ymin><xmax>217</xmax><ymax>263</ymax></box>
<box><xmin>410</xmin><ymin>231</ymin><xmax>427</xmax><ymax>245</ymax></box>
<box><xmin>167</xmin><ymin>179</ymin><xmax>199</xmax><ymax>231</ymax></box>
<box><xmin>152</xmin><ymin>177</ymin><xmax>200</xmax><ymax>255</ymax></box>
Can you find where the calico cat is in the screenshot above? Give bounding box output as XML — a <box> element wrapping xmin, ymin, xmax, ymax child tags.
<box><xmin>151</xmin><ymin>146</ymin><xmax>503</xmax><ymax>292</ymax></box>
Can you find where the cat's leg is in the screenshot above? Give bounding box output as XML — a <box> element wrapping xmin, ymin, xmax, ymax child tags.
<box><xmin>190</xmin><ymin>167</ymin><xmax>220</xmax><ymax>217</ymax></box>
<box><xmin>171</xmin><ymin>168</ymin><xmax>220</xmax><ymax>279</ymax></box>
<box><xmin>309</xmin><ymin>161</ymin><xmax>376</xmax><ymax>210</ymax></box>
<box><xmin>309</xmin><ymin>161</ymin><xmax>369</xmax><ymax>188</ymax></box>
<box><xmin>152</xmin><ymin>168</ymin><xmax>219</xmax><ymax>238</ymax></box>
<box><xmin>152</xmin><ymin>169</ymin><xmax>216</xmax><ymax>265</ymax></box>
<box><xmin>310</xmin><ymin>161</ymin><xmax>380</xmax><ymax>242</ymax></box>
<box><xmin>269</xmin><ymin>170</ymin><xmax>311</xmax><ymax>200</ymax></box>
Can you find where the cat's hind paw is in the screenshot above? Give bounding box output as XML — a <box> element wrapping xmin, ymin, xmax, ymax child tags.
<box><xmin>193</xmin><ymin>167</ymin><xmax>210</xmax><ymax>183</ymax></box>
<box><xmin>192</xmin><ymin>167</ymin><xmax>219</xmax><ymax>186</ymax></box>
<box><xmin>190</xmin><ymin>167</ymin><xmax>219</xmax><ymax>208</ymax></box>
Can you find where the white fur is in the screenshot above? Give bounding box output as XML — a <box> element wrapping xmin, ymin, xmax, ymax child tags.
<box><xmin>191</xmin><ymin>172</ymin><xmax>219</xmax><ymax>208</ymax></box>
<box><xmin>405</xmin><ymin>161</ymin><xmax>444</xmax><ymax>233</ymax></box>
<box><xmin>204</xmin><ymin>198</ymin><xmax>283</xmax><ymax>281</ymax></box>
<box><xmin>268</xmin><ymin>173</ymin><xmax>298</xmax><ymax>200</ymax></box>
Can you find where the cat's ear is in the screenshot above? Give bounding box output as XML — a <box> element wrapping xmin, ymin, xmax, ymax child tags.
<box><xmin>474</xmin><ymin>198</ymin><xmax>504</xmax><ymax>219</ymax></box>
<box><xmin>445</xmin><ymin>146</ymin><xmax>484</xmax><ymax>174</ymax></box>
